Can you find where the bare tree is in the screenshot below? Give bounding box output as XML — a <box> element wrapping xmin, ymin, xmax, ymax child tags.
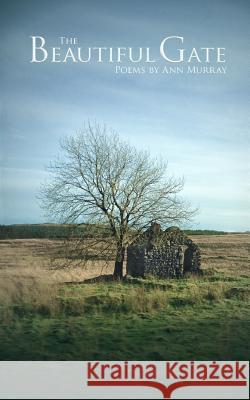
<box><xmin>41</xmin><ymin>122</ymin><xmax>196</xmax><ymax>278</ymax></box>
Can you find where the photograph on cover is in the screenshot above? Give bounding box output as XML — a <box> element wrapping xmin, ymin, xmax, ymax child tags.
<box><xmin>0</xmin><ymin>0</ymin><xmax>249</xmax><ymax>365</ymax></box>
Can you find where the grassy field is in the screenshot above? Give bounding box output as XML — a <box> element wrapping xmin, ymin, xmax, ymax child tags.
<box><xmin>0</xmin><ymin>234</ymin><xmax>249</xmax><ymax>360</ymax></box>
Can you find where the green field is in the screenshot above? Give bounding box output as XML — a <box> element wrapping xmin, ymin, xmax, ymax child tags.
<box><xmin>0</xmin><ymin>273</ymin><xmax>249</xmax><ymax>360</ymax></box>
<box><xmin>0</xmin><ymin>234</ymin><xmax>249</xmax><ymax>361</ymax></box>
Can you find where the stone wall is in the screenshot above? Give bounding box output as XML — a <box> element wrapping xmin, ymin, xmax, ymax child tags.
<box><xmin>126</xmin><ymin>224</ymin><xmax>201</xmax><ymax>279</ymax></box>
<box><xmin>144</xmin><ymin>244</ymin><xmax>184</xmax><ymax>278</ymax></box>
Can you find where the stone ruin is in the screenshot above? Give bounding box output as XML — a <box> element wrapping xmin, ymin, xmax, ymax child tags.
<box><xmin>126</xmin><ymin>223</ymin><xmax>201</xmax><ymax>278</ymax></box>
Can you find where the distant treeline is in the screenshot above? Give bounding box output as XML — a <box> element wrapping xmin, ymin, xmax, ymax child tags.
<box><xmin>184</xmin><ymin>229</ymin><xmax>227</xmax><ymax>236</ymax></box>
<box><xmin>0</xmin><ymin>224</ymin><xmax>111</xmax><ymax>240</ymax></box>
<box><xmin>0</xmin><ymin>224</ymin><xmax>230</xmax><ymax>240</ymax></box>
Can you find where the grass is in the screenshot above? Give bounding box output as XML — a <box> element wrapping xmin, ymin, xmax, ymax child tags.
<box><xmin>0</xmin><ymin>273</ymin><xmax>249</xmax><ymax>360</ymax></box>
<box><xmin>0</xmin><ymin>235</ymin><xmax>249</xmax><ymax>360</ymax></box>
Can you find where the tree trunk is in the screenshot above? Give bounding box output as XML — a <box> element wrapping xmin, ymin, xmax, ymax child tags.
<box><xmin>113</xmin><ymin>245</ymin><xmax>125</xmax><ymax>279</ymax></box>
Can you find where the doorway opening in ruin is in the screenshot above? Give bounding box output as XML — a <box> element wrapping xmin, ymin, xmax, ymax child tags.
<box><xmin>183</xmin><ymin>246</ymin><xmax>192</xmax><ymax>274</ymax></box>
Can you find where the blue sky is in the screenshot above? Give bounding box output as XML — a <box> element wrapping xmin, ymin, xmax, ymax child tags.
<box><xmin>0</xmin><ymin>0</ymin><xmax>249</xmax><ymax>231</ymax></box>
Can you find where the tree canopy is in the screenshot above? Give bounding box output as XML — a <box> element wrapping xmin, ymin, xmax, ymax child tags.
<box><xmin>41</xmin><ymin>122</ymin><xmax>196</xmax><ymax>277</ymax></box>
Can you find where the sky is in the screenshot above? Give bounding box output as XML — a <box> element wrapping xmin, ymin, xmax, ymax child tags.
<box><xmin>0</xmin><ymin>0</ymin><xmax>249</xmax><ymax>231</ymax></box>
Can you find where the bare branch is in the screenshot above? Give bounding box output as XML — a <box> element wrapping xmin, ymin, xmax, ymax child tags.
<box><xmin>40</xmin><ymin>122</ymin><xmax>197</xmax><ymax>277</ymax></box>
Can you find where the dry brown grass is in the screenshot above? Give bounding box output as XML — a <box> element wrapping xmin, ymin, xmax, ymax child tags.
<box><xmin>0</xmin><ymin>234</ymin><xmax>249</xmax><ymax>313</ymax></box>
<box><xmin>190</xmin><ymin>233</ymin><xmax>250</xmax><ymax>276</ymax></box>
<box><xmin>0</xmin><ymin>235</ymin><xmax>249</xmax><ymax>334</ymax></box>
<box><xmin>0</xmin><ymin>239</ymin><xmax>114</xmax><ymax>322</ymax></box>
<box><xmin>0</xmin><ymin>235</ymin><xmax>249</xmax><ymax>361</ymax></box>
<box><xmin>1</xmin><ymin>234</ymin><xmax>249</xmax><ymax>285</ymax></box>
<box><xmin>0</xmin><ymin>239</ymin><xmax>114</xmax><ymax>284</ymax></box>
<box><xmin>0</xmin><ymin>232</ymin><xmax>247</xmax><ymax>280</ymax></box>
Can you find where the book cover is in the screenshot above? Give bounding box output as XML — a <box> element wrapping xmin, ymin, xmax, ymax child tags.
<box><xmin>0</xmin><ymin>1</ymin><xmax>249</xmax><ymax>398</ymax></box>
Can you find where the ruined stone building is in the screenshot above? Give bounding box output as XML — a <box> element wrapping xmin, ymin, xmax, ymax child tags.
<box><xmin>126</xmin><ymin>223</ymin><xmax>201</xmax><ymax>278</ymax></box>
